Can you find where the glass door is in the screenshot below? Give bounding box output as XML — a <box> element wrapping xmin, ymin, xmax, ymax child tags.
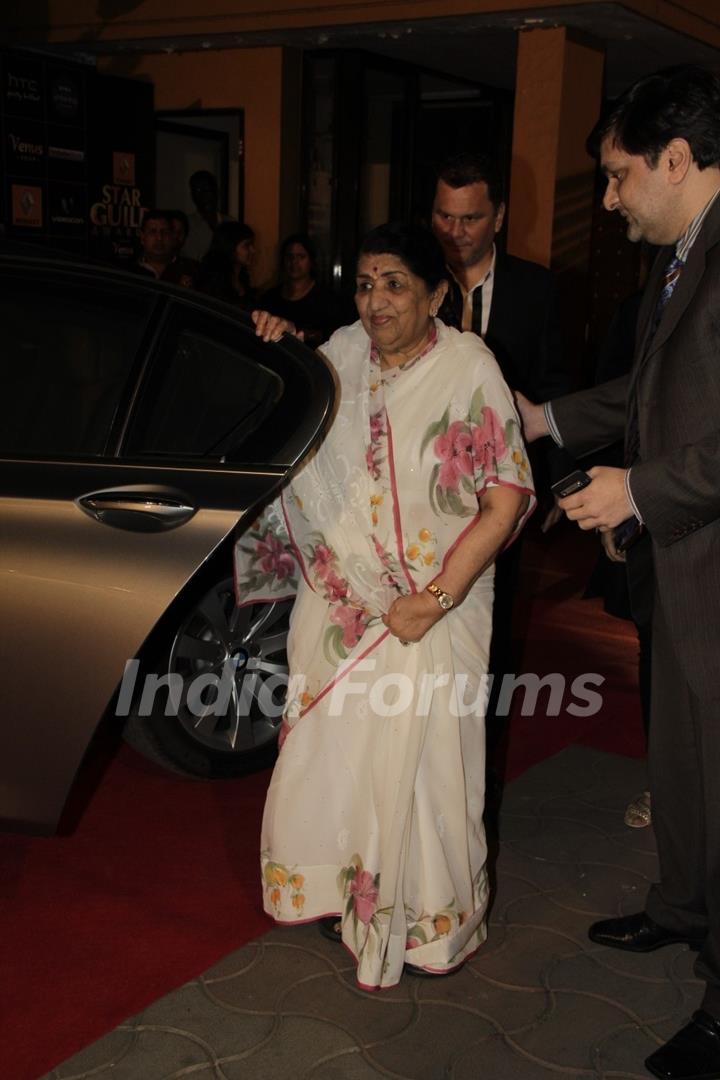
<box><xmin>358</xmin><ymin>67</ymin><xmax>411</xmax><ymax>236</ymax></box>
<box><xmin>302</xmin><ymin>50</ymin><xmax>510</xmax><ymax>293</ymax></box>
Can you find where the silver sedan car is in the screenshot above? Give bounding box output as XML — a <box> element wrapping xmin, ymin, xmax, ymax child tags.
<box><xmin>1</xmin><ymin>246</ymin><xmax>335</xmax><ymax>832</ymax></box>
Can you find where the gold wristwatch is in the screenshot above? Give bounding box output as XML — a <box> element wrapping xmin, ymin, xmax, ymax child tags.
<box><xmin>426</xmin><ymin>582</ymin><xmax>455</xmax><ymax>611</ymax></box>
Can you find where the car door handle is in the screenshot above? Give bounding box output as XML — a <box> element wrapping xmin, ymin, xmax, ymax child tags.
<box><xmin>77</xmin><ymin>489</ymin><xmax>197</xmax><ymax>532</ymax></box>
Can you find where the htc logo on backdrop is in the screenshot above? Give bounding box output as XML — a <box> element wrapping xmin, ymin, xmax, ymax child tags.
<box><xmin>7</xmin><ymin>74</ymin><xmax>41</xmax><ymax>104</ymax></box>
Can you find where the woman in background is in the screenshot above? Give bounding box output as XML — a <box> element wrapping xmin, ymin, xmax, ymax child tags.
<box><xmin>261</xmin><ymin>232</ymin><xmax>350</xmax><ymax>348</ymax></box>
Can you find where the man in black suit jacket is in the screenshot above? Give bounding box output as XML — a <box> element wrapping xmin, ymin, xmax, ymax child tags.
<box><xmin>519</xmin><ymin>65</ymin><xmax>720</xmax><ymax>1080</ymax></box>
<box><xmin>432</xmin><ymin>154</ymin><xmax>573</xmax><ymax>778</ymax></box>
<box><xmin>432</xmin><ymin>153</ymin><xmax>572</xmax><ymax>479</ymax></box>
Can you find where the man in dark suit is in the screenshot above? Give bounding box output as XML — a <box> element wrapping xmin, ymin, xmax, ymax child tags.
<box><xmin>432</xmin><ymin>154</ymin><xmax>573</xmax><ymax>782</ymax></box>
<box><xmin>432</xmin><ymin>153</ymin><xmax>572</xmax><ymax>453</ymax></box>
<box><xmin>518</xmin><ymin>65</ymin><xmax>720</xmax><ymax>1080</ymax></box>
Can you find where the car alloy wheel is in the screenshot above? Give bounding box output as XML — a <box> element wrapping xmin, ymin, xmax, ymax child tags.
<box><xmin>170</xmin><ymin>578</ymin><xmax>290</xmax><ymax>757</ymax></box>
<box><xmin>123</xmin><ymin>577</ymin><xmax>291</xmax><ymax>778</ymax></box>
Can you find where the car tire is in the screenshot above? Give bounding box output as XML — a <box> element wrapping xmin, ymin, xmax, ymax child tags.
<box><xmin>122</xmin><ymin>577</ymin><xmax>291</xmax><ymax>779</ymax></box>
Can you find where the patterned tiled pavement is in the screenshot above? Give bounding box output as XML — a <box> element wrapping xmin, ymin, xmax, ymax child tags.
<box><xmin>43</xmin><ymin>746</ymin><xmax>703</xmax><ymax>1080</ymax></box>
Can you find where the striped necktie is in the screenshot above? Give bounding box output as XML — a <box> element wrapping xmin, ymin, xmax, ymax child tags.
<box><xmin>648</xmin><ymin>253</ymin><xmax>684</xmax><ymax>339</ymax></box>
<box><xmin>661</xmin><ymin>253</ymin><xmax>683</xmax><ymax>301</ymax></box>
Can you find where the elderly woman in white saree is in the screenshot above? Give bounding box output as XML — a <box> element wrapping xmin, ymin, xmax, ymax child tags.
<box><xmin>237</xmin><ymin>223</ymin><xmax>535</xmax><ymax>989</ymax></box>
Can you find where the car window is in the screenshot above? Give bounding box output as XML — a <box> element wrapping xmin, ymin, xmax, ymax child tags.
<box><xmin>125</xmin><ymin>308</ymin><xmax>317</xmax><ymax>465</ymax></box>
<box><xmin>126</xmin><ymin>328</ymin><xmax>284</xmax><ymax>458</ymax></box>
<box><xmin>0</xmin><ymin>278</ymin><xmax>152</xmax><ymax>457</ymax></box>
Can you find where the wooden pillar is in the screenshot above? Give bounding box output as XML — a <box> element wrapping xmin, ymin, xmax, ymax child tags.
<box><xmin>507</xmin><ymin>26</ymin><xmax>605</xmax><ymax>372</ymax></box>
<box><xmin>508</xmin><ymin>27</ymin><xmax>604</xmax><ymax>267</ymax></box>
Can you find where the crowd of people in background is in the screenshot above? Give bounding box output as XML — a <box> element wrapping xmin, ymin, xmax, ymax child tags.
<box><xmin>131</xmin><ymin>172</ymin><xmax>352</xmax><ymax>343</ymax></box>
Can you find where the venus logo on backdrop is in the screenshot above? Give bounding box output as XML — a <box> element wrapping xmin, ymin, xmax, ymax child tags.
<box><xmin>9</xmin><ymin>134</ymin><xmax>43</xmax><ymax>156</ymax></box>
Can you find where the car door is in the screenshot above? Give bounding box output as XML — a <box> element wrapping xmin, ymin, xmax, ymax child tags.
<box><xmin>0</xmin><ymin>261</ymin><xmax>334</xmax><ymax>830</ymax></box>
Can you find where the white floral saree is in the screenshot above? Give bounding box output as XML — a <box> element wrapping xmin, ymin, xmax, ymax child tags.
<box><xmin>234</xmin><ymin>319</ymin><xmax>535</xmax><ymax>988</ymax></box>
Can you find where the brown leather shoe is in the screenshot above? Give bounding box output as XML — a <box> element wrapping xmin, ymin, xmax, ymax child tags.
<box><xmin>645</xmin><ymin>1010</ymin><xmax>720</xmax><ymax>1079</ymax></box>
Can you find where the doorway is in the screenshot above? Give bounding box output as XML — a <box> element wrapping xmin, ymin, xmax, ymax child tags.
<box><xmin>155</xmin><ymin>109</ymin><xmax>244</xmax><ymax>222</ymax></box>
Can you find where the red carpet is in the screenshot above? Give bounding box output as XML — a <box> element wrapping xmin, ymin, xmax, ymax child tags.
<box><xmin>0</xmin><ymin>747</ymin><xmax>274</xmax><ymax>1080</ymax></box>
<box><xmin>1</xmin><ymin>521</ymin><xmax>644</xmax><ymax>1079</ymax></box>
<box><xmin>504</xmin><ymin>521</ymin><xmax>646</xmax><ymax>779</ymax></box>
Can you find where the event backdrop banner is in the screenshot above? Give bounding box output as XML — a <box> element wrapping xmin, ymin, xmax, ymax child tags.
<box><xmin>1</xmin><ymin>51</ymin><xmax>154</xmax><ymax>261</ymax></box>
<box><xmin>1</xmin><ymin>51</ymin><xmax>88</xmax><ymax>251</ymax></box>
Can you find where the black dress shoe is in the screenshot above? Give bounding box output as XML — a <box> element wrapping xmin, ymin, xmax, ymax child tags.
<box><xmin>588</xmin><ymin>911</ymin><xmax>705</xmax><ymax>953</ymax></box>
<box><xmin>318</xmin><ymin>916</ymin><xmax>342</xmax><ymax>943</ymax></box>
<box><xmin>645</xmin><ymin>1010</ymin><xmax>720</xmax><ymax>1079</ymax></box>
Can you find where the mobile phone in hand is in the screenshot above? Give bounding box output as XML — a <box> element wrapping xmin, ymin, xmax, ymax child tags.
<box><xmin>551</xmin><ymin>469</ymin><xmax>592</xmax><ymax>499</ymax></box>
